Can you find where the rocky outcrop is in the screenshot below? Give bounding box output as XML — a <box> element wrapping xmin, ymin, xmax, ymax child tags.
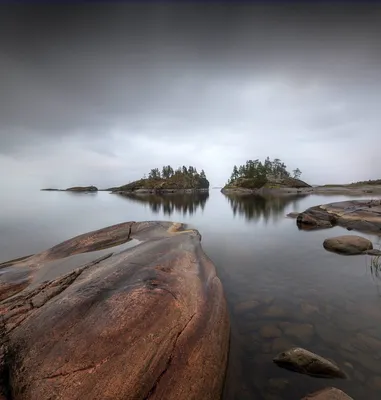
<box><xmin>323</xmin><ymin>235</ymin><xmax>373</xmax><ymax>255</ymax></box>
<box><xmin>302</xmin><ymin>387</ymin><xmax>353</xmax><ymax>400</ymax></box>
<box><xmin>273</xmin><ymin>347</ymin><xmax>347</xmax><ymax>379</ymax></box>
<box><xmin>66</xmin><ymin>185</ymin><xmax>98</xmax><ymax>192</ymax></box>
<box><xmin>0</xmin><ymin>221</ymin><xmax>229</xmax><ymax>400</ymax></box>
<box><xmin>297</xmin><ymin>199</ymin><xmax>381</xmax><ymax>233</ymax></box>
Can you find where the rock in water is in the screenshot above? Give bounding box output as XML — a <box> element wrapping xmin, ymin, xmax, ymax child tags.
<box><xmin>0</xmin><ymin>221</ymin><xmax>230</xmax><ymax>400</ymax></box>
<box><xmin>301</xmin><ymin>387</ymin><xmax>353</xmax><ymax>399</ymax></box>
<box><xmin>273</xmin><ymin>347</ymin><xmax>347</xmax><ymax>379</ymax></box>
<box><xmin>323</xmin><ymin>235</ymin><xmax>373</xmax><ymax>255</ymax></box>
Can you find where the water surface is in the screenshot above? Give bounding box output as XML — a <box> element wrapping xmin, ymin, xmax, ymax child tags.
<box><xmin>1</xmin><ymin>189</ymin><xmax>381</xmax><ymax>399</ymax></box>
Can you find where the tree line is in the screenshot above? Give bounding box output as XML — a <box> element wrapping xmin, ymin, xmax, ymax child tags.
<box><xmin>228</xmin><ymin>157</ymin><xmax>301</xmax><ymax>184</ymax></box>
<box><xmin>145</xmin><ymin>165</ymin><xmax>207</xmax><ymax>180</ymax></box>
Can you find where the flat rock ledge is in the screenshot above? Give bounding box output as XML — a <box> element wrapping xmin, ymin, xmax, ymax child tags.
<box><xmin>0</xmin><ymin>221</ymin><xmax>230</xmax><ymax>400</ymax></box>
<box><xmin>297</xmin><ymin>199</ymin><xmax>381</xmax><ymax>234</ymax></box>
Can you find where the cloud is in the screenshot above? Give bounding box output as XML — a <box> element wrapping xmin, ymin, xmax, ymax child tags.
<box><xmin>0</xmin><ymin>3</ymin><xmax>380</xmax><ymax>187</ymax></box>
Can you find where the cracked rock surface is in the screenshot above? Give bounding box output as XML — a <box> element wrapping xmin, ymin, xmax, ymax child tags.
<box><xmin>0</xmin><ymin>221</ymin><xmax>230</xmax><ymax>400</ymax></box>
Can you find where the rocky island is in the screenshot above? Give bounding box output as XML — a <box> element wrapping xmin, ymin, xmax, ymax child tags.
<box><xmin>0</xmin><ymin>221</ymin><xmax>229</xmax><ymax>399</ymax></box>
<box><xmin>41</xmin><ymin>186</ymin><xmax>98</xmax><ymax>192</ymax></box>
<box><xmin>111</xmin><ymin>165</ymin><xmax>209</xmax><ymax>194</ymax></box>
<box><xmin>222</xmin><ymin>157</ymin><xmax>311</xmax><ymax>195</ymax></box>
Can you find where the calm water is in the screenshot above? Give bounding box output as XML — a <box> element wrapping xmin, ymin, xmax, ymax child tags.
<box><xmin>1</xmin><ymin>189</ymin><xmax>381</xmax><ymax>399</ymax></box>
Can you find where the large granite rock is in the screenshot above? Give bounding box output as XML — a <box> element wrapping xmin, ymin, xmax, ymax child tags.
<box><xmin>0</xmin><ymin>221</ymin><xmax>229</xmax><ymax>400</ymax></box>
<box><xmin>297</xmin><ymin>199</ymin><xmax>381</xmax><ymax>233</ymax></box>
<box><xmin>323</xmin><ymin>235</ymin><xmax>373</xmax><ymax>255</ymax></box>
<box><xmin>302</xmin><ymin>387</ymin><xmax>353</xmax><ymax>399</ymax></box>
<box><xmin>273</xmin><ymin>347</ymin><xmax>347</xmax><ymax>379</ymax></box>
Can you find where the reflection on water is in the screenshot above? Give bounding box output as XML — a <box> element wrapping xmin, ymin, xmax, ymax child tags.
<box><xmin>224</xmin><ymin>193</ymin><xmax>308</xmax><ymax>223</ymax></box>
<box><xmin>116</xmin><ymin>192</ymin><xmax>209</xmax><ymax>216</ymax></box>
<box><xmin>2</xmin><ymin>190</ymin><xmax>381</xmax><ymax>399</ymax></box>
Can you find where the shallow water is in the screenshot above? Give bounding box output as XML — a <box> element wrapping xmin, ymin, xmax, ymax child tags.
<box><xmin>1</xmin><ymin>189</ymin><xmax>381</xmax><ymax>399</ymax></box>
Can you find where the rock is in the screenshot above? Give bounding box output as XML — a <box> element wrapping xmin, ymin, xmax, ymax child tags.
<box><xmin>365</xmin><ymin>248</ymin><xmax>381</xmax><ymax>256</ymax></box>
<box><xmin>234</xmin><ymin>299</ymin><xmax>260</xmax><ymax>313</ymax></box>
<box><xmin>323</xmin><ymin>235</ymin><xmax>373</xmax><ymax>255</ymax></box>
<box><xmin>301</xmin><ymin>387</ymin><xmax>353</xmax><ymax>399</ymax></box>
<box><xmin>273</xmin><ymin>347</ymin><xmax>347</xmax><ymax>379</ymax></box>
<box><xmin>262</xmin><ymin>305</ymin><xmax>286</xmax><ymax>318</ymax></box>
<box><xmin>280</xmin><ymin>322</ymin><xmax>314</xmax><ymax>343</ymax></box>
<box><xmin>297</xmin><ymin>200</ymin><xmax>381</xmax><ymax>233</ymax></box>
<box><xmin>0</xmin><ymin>221</ymin><xmax>229</xmax><ymax>400</ymax></box>
<box><xmin>367</xmin><ymin>376</ymin><xmax>381</xmax><ymax>390</ymax></box>
<box><xmin>286</xmin><ymin>212</ymin><xmax>300</xmax><ymax>218</ymax></box>
<box><xmin>271</xmin><ymin>337</ymin><xmax>294</xmax><ymax>353</ymax></box>
<box><xmin>260</xmin><ymin>325</ymin><xmax>282</xmax><ymax>338</ymax></box>
<box><xmin>300</xmin><ymin>302</ymin><xmax>319</xmax><ymax>315</ymax></box>
<box><xmin>66</xmin><ymin>185</ymin><xmax>98</xmax><ymax>192</ymax></box>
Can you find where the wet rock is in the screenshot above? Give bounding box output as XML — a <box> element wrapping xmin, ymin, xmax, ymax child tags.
<box><xmin>300</xmin><ymin>302</ymin><xmax>319</xmax><ymax>315</ymax></box>
<box><xmin>273</xmin><ymin>347</ymin><xmax>347</xmax><ymax>378</ymax></box>
<box><xmin>271</xmin><ymin>337</ymin><xmax>294</xmax><ymax>353</ymax></box>
<box><xmin>297</xmin><ymin>212</ymin><xmax>333</xmax><ymax>229</ymax></box>
<box><xmin>262</xmin><ymin>305</ymin><xmax>287</xmax><ymax>318</ymax></box>
<box><xmin>286</xmin><ymin>212</ymin><xmax>299</xmax><ymax>218</ymax></box>
<box><xmin>301</xmin><ymin>387</ymin><xmax>353</xmax><ymax>399</ymax></box>
<box><xmin>365</xmin><ymin>249</ymin><xmax>381</xmax><ymax>256</ymax></box>
<box><xmin>0</xmin><ymin>221</ymin><xmax>229</xmax><ymax>400</ymax></box>
<box><xmin>260</xmin><ymin>325</ymin><xmax>282</xmax><ymax>338</ymax></box>
<box><xmin>234</xmin><ymin>299</ymin><xmax>260</xmax><ymax>313</ymax></box>
<box><xmin>323</xmin><ymin>235</ymin><xmax>373</xmax><ymax>255</ymax></box>
<box><xmin>266</xmin><ymin>378</ymin><xmax>289</xmax><ymax>393</ymax></box>
<box><xmin>280</xmin><ymin>322</ymin><xmax>314</xmax><ymax>343</ymax></box>
<box><xmin>298</xmin><ymin>200</ymin><xmax>381</xmax><ymax>234</ymax></box>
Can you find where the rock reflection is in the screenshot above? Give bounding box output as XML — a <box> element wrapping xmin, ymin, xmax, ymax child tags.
<box><xmin>224</xmin><ymin>193</ymin><xmax>308</xmax><ymax>223</ymax></box>
<box><xmin>116</xmin><ymin>192</ymin><xmax>209</xmax><ymax>216</ymax></box>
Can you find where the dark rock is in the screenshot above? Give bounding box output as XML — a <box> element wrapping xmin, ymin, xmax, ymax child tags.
<box><xmin>323</xmin><ymin>235</ymin><xmax>373</xmax><ymax>255</ymax></box>
<box><xmin>365</xmin><ymin>248</ymin><xmax>381</xmax><ymax>256</ymax></box>
<box><xmin>297</xmin><ymin>200</ymin><xmax>381</xmax><ymax>233</ymax></box>
<box><xmin>273</xmin><ymin>347</ymin><xmax>347</xmax><ymax>379</ymax></box>
<box><xmin>301</xmin><ymin>387</ymin><xmax>353</xmax><ymax>399</ymax></box>
<box><xmin>286</xmin><ymin>212</ymin><xmax>300</xmax><ymax>218</ymax></box>
<box><xmin>66</xmin><ymin>185</ymin><xmax>98</xmax><ymax>192</ymax></box>
<box><xmin>0</xmin><ymin>221</ymin><xmax>229</xmax><ymax>400</ymax></box>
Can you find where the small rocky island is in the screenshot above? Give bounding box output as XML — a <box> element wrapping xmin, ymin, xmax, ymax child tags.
<box><xmin>111</xmin><ymin>165</ymin><xmax>209</xmax><ymax>194</ymax></box>
<box><xmin>41</xmin><ymin>186</ymin><xmax>98</xmax><ymax>192</ymax></box>
<box><xmin>0</xmin><ymin>221</ymin><xmax>229</xmax><ymax>399</ymax></box>
<box><xmin>222</xmin><ymin>157</ymin><xmax>311</xmax><ymax>195</ymax></box>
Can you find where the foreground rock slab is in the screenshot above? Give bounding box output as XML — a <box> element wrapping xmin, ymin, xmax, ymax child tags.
<box><xmin>0</xmin><ymin>221</ymin><xmax>229</xmax><ymax>400</ymax></box>
<box><xmin>302</xmin><ymin>387</ymin><xmax>353</xmax><ymax>399</ymax></box>
<box><xmin>273</xmin><ymin>347</ymin><xmax>347</xmax><ymax>379</ymax></box>
<box><xmin>297</xmin><ymin>199</ymin><xmax>381</xmax><ymax>233</ymax></box>
<box><xmin>323</xmin><ymin>235</ymin><xmax>373</xmax><ymax>255</ymax></box>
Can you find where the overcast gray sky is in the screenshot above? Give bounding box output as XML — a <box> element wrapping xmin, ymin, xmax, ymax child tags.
<box><xmin>1</xmin><ymin>3</ymin><xmax>380</xmax><ymax>189</ymax></box>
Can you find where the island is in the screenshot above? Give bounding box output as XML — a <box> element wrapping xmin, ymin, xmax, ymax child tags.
<box><xmin>111</xmin><ymin>165</ymin><xmax>209</xmax><ymax>194</ymax></box>
<box><xmin>0</xmin><ymin>221</ymin><xmax>229</xmax><ymax>399</ymax></box>
<box><xmin>222</xmin><ymin>157</ymin><xmax>311</xmax><ymax>195</ymax></box>
<box><xmin>41</xmin><ymin>186</ymin><xmax>98</xmax><ymax>192</ymax></box>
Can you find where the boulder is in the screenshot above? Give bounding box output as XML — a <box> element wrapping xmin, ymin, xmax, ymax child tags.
<box><xmin>301</xmin><ymin>387</ymin><xmax>353</xmax><ymax>399</ymax></box>
<box><xmin>0</xmin><ymin>221</ymin><xmax>229</xmax><ymax>400</ymax></box>
<box><xmin>323</xmin><ymin>235</ymin><xmax>373</xmax><ymax>255</ymax></box>
<box><xmin>273</xmin><ymin>347</ymin><xmax>347</xmax><ymax>379</ymax></box>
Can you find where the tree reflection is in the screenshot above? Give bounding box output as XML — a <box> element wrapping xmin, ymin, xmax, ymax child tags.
<box><xmin>224</xmin><ymin>193</ymin><xmax>308</xmax><ymax>223</ymax></box>
<box><xmin>117</xmin><ymin>192</ymin><xmax>209</xmax><ymax>216</ymax></box>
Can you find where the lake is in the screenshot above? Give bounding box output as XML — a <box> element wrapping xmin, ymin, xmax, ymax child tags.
<box><xmin>1</xmin><ymin>189</ymin><xmax>381</xmax><ymax>399</ymax></box>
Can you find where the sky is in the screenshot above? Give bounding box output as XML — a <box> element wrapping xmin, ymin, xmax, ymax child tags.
<box><xmin>1</xmin><ymin>3</ymin><xmax>380</xmax><ymax>189</ymax></box>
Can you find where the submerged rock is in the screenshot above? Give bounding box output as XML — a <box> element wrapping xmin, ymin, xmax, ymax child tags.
<box><xmin>273</xmin><ymin>347</ymin><xmax>347</xmax><ymax>379</ymax></box>
<box><xmin>301</xmin><ymin>387</ymin><xmax>353</xmax><ymax>399</ymax></box>
<box><xmin>0</xmin><ymin>221</ymin><xmax>229</xmax><ymax>400</ymax></box>
<box><xmin>323</xmin><ymin>235</ymin><xmax>373</xmax><ymax>255</ymax></box>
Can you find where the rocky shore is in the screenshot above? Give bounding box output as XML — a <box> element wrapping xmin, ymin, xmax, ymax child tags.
<box><xmin>296</xmin><ymin>199</ymin><xmax>381</xmax><ymax>234</ymax></box>
<box><xmin>0</xmin><ymin>221</ymin><xmax>229</xmax><ymax>399</ymax></box>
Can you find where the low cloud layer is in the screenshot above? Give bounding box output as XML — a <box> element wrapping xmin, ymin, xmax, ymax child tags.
<box><xmin>1</xmin><ymin>4</ymin><xmax>380</xmax><ymax>188</ymax></box>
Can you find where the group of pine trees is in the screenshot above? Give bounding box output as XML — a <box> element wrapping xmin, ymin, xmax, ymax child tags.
<box><xmin>228</xmin><ymin>157</ymin><xmax>301</xmax><ymax>185</ymax></box>
<box><xmin>145</xmin><ymin>165</ymin><xmax>207</xmax><ymax>180</ymax></box>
